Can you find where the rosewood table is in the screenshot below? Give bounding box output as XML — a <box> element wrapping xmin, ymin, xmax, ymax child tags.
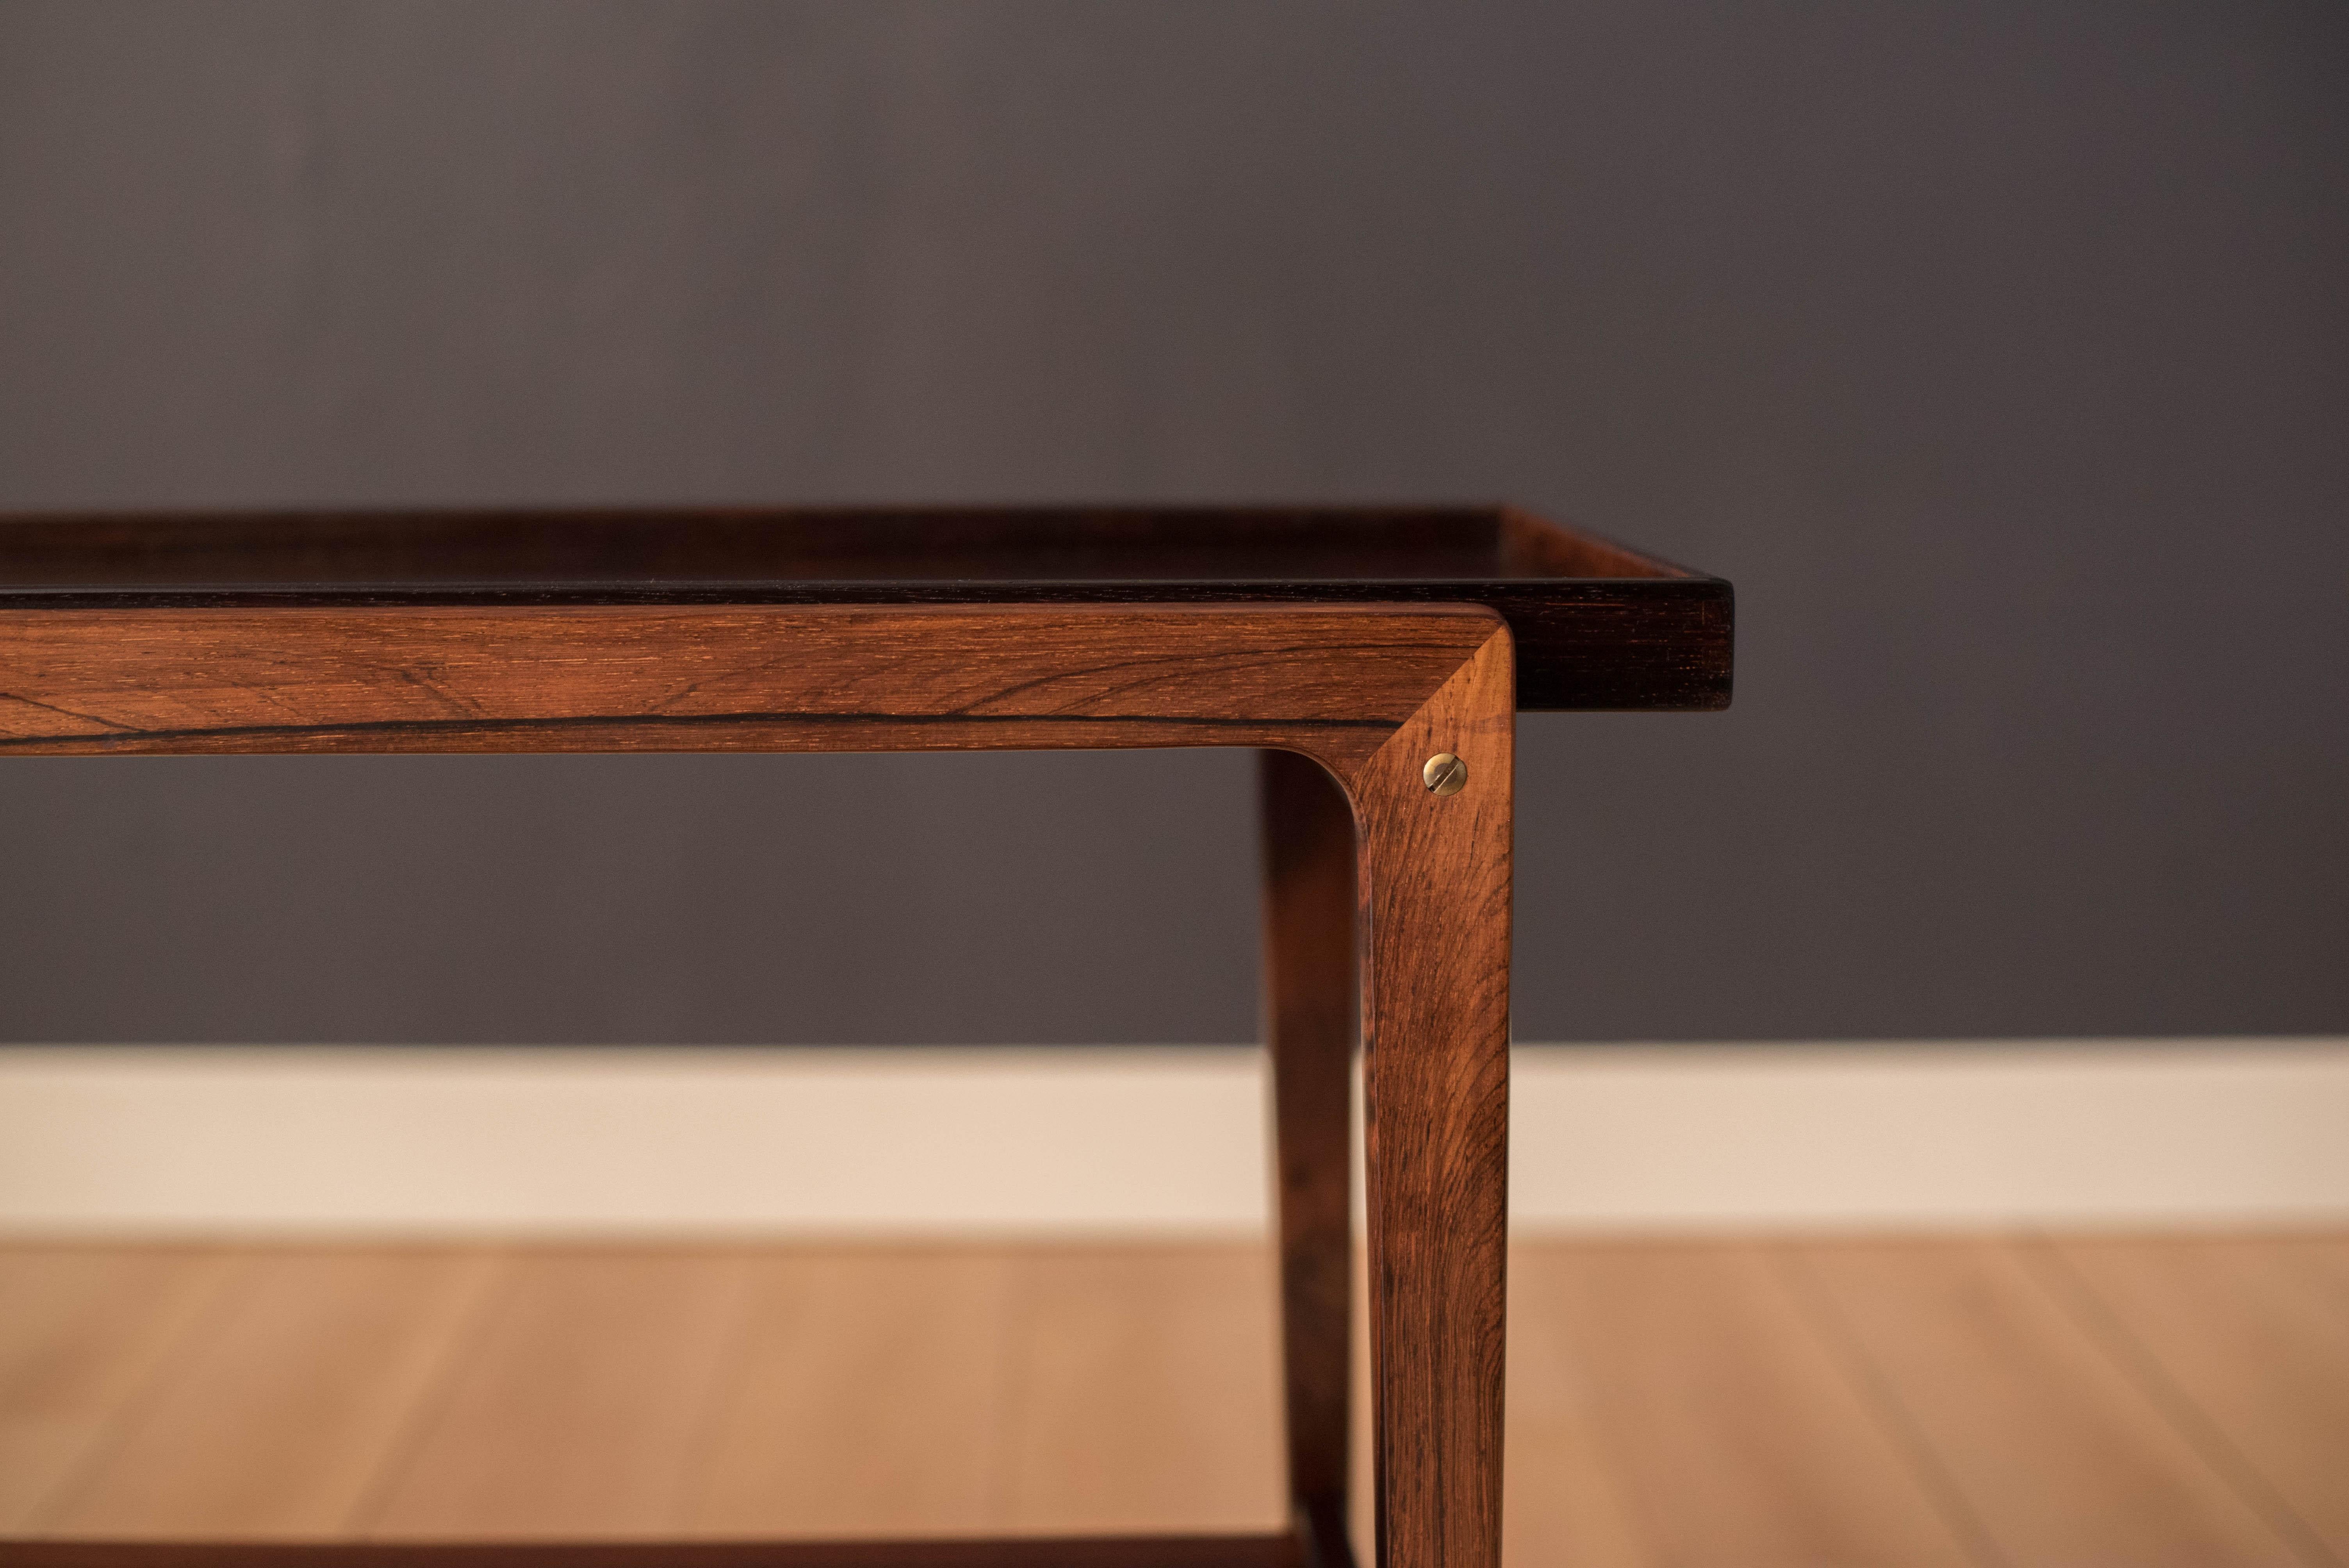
<box><xmin>0</xmin><ymin>506</ymin><xmax>1732</xmax><ymax>1568</ymax></box>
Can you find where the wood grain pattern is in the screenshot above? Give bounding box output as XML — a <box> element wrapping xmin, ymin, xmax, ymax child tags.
<box><xmin>1351</xmin><ymin>627</ymin><xmax>1513</xmax><ymax>1568</ymax></box>
<box><xmin>30</xmin><ymin>1251</ymin><xmax>501</xmax><ymax>1538</ymax></box>
<box><xmin>0</xmin><ymin>599</ymin><xmax>1535</xmax><ymax>1568</ymax></box>
<box><xmin>8</xmin><ymin>1237</ymin><xmax>2348</xmax><ymax>1565</ymax></box>
<box><xmin>0</xmin><ymin>505</ymin><xmax>1734</xmax><ymax>713</ymax></box>
<box><xmin>1511</xmin><ymin>1243</ymin><xmax>1977</xmax><ymax>1568</ymax></box>
<box><xmin>0</xmin><ymin>605</ymin><xmax>1493</xmax><ymax>774</ymax></box>
<box><xmin>1258</xmin><ymin>752</ymin><xmax>1358</xmax><ymax>1568</ymax></box>
<box><xmin>1001</xmin><ymin>1248</ymin><xmax>1285</xmax><ymax>1539</ymax></box>
<box><xmin>1494</xmin><ymin>1261</ymin><xmax>1652</xmax><ymax>1568</ymax></box>
<box><xmin>682</xmin><ymin>1250</ymin><xmax>1020</xmax><ymax>1538</ymax></box>
<box><xmin>1787</xmin><ymin>1238</ymin><xmax>2308</xmax><ymax>1567</ymax></box>
<box><xmin>2032</xmin><ymin>1236</ymin><xmax>2349</xmax><ymax>1562</ymax></box>
<box><xmin>0</xmin><ymin>1249</ymin><xmax>241</xmax><ymax>1529</ymax></box>
<box><xmin>360</xmin><ymin>1251</ymin><xmax>758</xmax><ymax>1538</ymax></box>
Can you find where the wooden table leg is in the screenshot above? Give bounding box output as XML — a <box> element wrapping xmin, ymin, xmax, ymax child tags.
<box><xmin>0</xmin><ymin>599</ymin><xmax>1518</xmax><ymax>1568</ymax></box>
<box><xmin>1353</xmin><ymin>632</ymin><xmax>1513</xmax><ymax>1568</ymax></box>
<box><xmin>1262</xmin><ymin>750</ymin><xmax>1360</xmax><ymax>1568</ymax></box>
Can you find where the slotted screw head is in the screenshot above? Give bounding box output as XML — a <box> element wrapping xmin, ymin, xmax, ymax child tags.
<box><xmin>1423</xmin><ymin>752</ymin><xmax>1468</xmax><ymax>796</ymax></box>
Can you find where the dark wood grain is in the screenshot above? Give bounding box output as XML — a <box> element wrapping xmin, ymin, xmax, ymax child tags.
<box><xmin>1259</xmin><ymin>752</ymin><xmax>1360</xmax><ymax>1568</ymax></box>
<box><xmin>1352</xmin><ymin>627</ymin><xmax>1513</xmax><ymax>1568</ymax></box>
<box><xmin>0</xmin><ymin>605</ymin><xmax>1493</xmax><ymax>772</ymax></box>
<box><xmin>0</xmin><ymin>508</ymin><xmax>1732</xmax><ymax>712</ymax></box>
<box><xmin>0</xmin><ymin>593</ymin><xmax>1538</xmax><ymax>1568</ymax></box>
<box><xmin>0</xmin><ymin>1538</ymin><xmax>1301</xmax><ymax>1568</ymax></box>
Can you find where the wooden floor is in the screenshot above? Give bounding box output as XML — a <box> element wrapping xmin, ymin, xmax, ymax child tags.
<box><xmin>2</xmin><ymin>1236</ymin><xmax>2345</xmax><ymax>1566</ymax></box>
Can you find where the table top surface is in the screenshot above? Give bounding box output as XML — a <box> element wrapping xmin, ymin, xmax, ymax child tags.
<box><xmin>0</xmin><ymin>505</ymin><xmax>1731</xmax><ymax>711</ymax></box>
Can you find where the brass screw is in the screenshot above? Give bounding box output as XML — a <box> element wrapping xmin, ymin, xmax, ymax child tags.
<box><xmin>1423</xmin><ymin>752</ymin><xmax>1468</xmax><ymax>796</ymax></box>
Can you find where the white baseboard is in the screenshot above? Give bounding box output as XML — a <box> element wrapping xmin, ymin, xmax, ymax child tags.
<box><xmin>2</xmin><ymin>1041</ymin><xmax>2345</xmax><ymax>1237</ymax></box>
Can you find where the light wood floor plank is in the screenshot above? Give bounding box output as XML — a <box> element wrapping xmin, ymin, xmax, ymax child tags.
<box><xmin>2033</xmin><ymin>1235</ymin><xmax>2349</xmax><ymax>1563</ymax></box>
<box><xmin>1788</xmin><ymin>1238</ymin><xmax>2313</xmax><ymax>1568</ymax></box>
<box><xmin>359</xmin><ymin>1247</ymin><xmax>757</xmax><ymax>1538</ymax></box>
<box><xmin>33</xmin><ymin>1248</ymin><xmax>503</xmax><ymax>1537</ymax></box>
<box><xmin>0</xmin><ymin>1246</ymin><xmax>241</xmax><ymax>1529</ymax></box>
<box><xmin>1001</xmin><ymin>1244</ymin><xmax>1285</xmax><ymax>1536</ymax></box>
<box><xmin>1497</xmin><ymin>1252</ymin><xmax>1653</xmax><ymax>1568</ymax></box>
<box><xmin>8</xmin><ymin>1233</ymin><xmax>2347</xmax><ymax>1557</ymax></box>
<box><xmin>682</xmin><ymin>1247</ymin><xmax>1019</xmax><ymax>1538</ymax></box>
<box><xmin>1510</xmin><ymin>1241</ymin><xmax>1981</xmax><ymax>1568</ymax></box>
<box><xmin>2272</xmin><ymin>1235</ymin><xmax>2349</xmax><ymax>1303</ymax></box>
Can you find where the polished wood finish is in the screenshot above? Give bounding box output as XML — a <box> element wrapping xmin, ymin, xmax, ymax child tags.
<box><xmin>1352</xmin><ymin>634</ymin><xmax>1511</xmax><ymax>1568</ymax></box>
<box><xmin>0</xmin><ymin>594</ymin><xmax>1526</xmax><ymax>1568</ymax></box>
<box><xmin>1260</xmin><ymin>754</ymin><xmax>1358</xmax><ymax>1568</ymax></box>
<box><xmin>0</xmin><ymin>604</ymin><xmax>1488</xmax><ymax>770</ymax></box>
<box><xmin>0</xmin><ymin>503</ymin><xmax>1732</xmax><ymax>1566</ymax></box>
<box><xmin>0</xmin><ymin>507</ymin><xmax>1731</xmax><ymax>712</ymax></box>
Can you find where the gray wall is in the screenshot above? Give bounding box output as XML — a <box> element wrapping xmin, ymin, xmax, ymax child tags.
<box><xmin>2</xmin><ymin>1</ymin><xmax>2343</xmax><ymax>1045</ymax></box>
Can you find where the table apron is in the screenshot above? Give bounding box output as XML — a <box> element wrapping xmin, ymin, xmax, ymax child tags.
<box><xmin>0</xmin><ymin>603</ymin><xmax>1503</xmax><ymax>772</ymax></box>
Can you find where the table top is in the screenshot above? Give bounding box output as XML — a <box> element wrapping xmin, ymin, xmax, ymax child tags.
<box><xmin>0</xmin><ymin>505</ymin><xmax>1730</xmax><ymax>712</ymax></box>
